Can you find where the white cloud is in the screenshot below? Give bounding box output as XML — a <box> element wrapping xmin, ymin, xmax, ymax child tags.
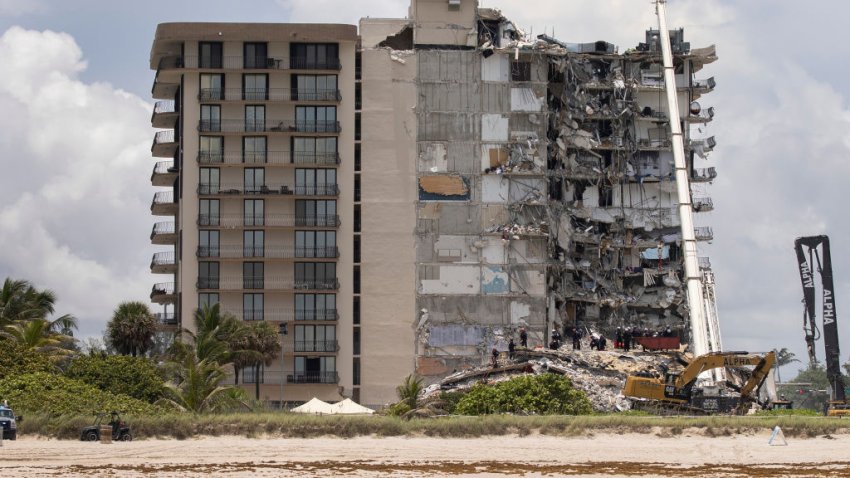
<box><xmin>0</xmin><ymin>26</ymin><xmax>155</xmax><ymax>338</ymax></box>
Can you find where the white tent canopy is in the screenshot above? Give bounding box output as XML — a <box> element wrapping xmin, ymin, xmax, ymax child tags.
<box><xmin>290</xmin><ymin>397</ymin><xmax>334</xmax><ymax>415</ymax></box>
<box><xmin>290</xmin><ymin>397</ymin><xmax>375</xmax><ymax>415</ymax></box>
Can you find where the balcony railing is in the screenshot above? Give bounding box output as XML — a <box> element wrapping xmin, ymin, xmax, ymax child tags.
<box><xmin>293</xmin><ymin>340</ymin><xmax>339</xmax><ymax>353</ymax></box>
<box><xmin>154</xmin><ymin>100</ymin><xmax>176</xmax><ymax>114</ymax></box>
<box><xmin>693</xmin><ymin>77</ymin><xmax>716</xmax><ymax>91</ymax></box>
<box><xmin>151</xmin><ymin>251</ymin><xmax>175</xmax><ymax>266</ymax></box>
<box><xmin>224</xmin><ymin>309</ymin><xmax>338</xmax><ymax>322</ymax></box>
<box><xmin>198</xmin><ymin>183</ymin><xmax>339</xmax><ymax>197</ymax></box>
<box><xmin>198</xmin><ymin>88</ymin><xmax>341</xmax><ymax>102</ymax></box>
<box><xmin>151</xmin><ymin>221</ymin><xmax>175</xmax><ymax>237</ymax></box>
<box><xmin>290</xmin><ymin>57</ymin><xmax>341</xmax><ymax>70</ymax></box>
<box><xmin>159</xmin><ymin>55</ymin><xmax>341</xmax><ymax>71</ymax></box>
<box><xmin>692</xmin><ymin>197</ymin><xmax>714</xmax><ymax>212</ymax></box>
<box><xmin>197</xmin><ymin>278</ymin><xmax>340</xmax><ymax>291</ymax></box>
<box><xmin>151</xmin><ymin>282</ymin><xmax>175</xmax><ymax>296</ymax></box>
<box><xmin>694</xmin><ymin>227</ymin><xmax>714</xmax><ymax>241</ymax></box>
<box><xmin>692</xmin><ymin>167</ymin><xmax>717</xmax><ymax>182</ymax></box>
<box><xmin>198</xmin><ymin>151</ymin><xmax>340</xmax><ymax>166</ymax></box>
<box><xmin>153</xmin><ymin>130</ymin><xmax>175</xmax><ymax>144</ymax></box>
<box><xmin>153</xmin><ymin>161</ymin><xmax>177</xmax><ymax>175</ymax></box>
<box><xmin>198</xmin><ymin>214</ymin><xmax>340</xmax><ymax>228</ymax></box>
<box><xmin>197</xmin><ymin>246</ymin><xmax>339</xmax><ymax>259</ymax></box>
<box><xmin>287</xmin><ymin>371</ymin><xmax>339</xmax><ymax>384</ymax></box>
<box><xmin>198</xmin><ymin>120</ymin><xmax>341</xmax><ymax>134</ymax></box>
<box><xmin>154</xmin><ymin>312</ymin><xmax>178</xmax><ymax>325</ymax></box>
<box><xmin>691</xmin><ymin>136</ymin><xmax>717</xmax><ymax>152</ymax></box>
<box><xmin>698</xmin><ymin>257</ymin><xmax>712</xmax><ymax>270</ymax></box>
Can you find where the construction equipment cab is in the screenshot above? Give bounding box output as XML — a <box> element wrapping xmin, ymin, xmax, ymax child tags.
<box><xmin>622</xmin><ymin>351</ymin><xmax>776</xmax><ymax>409</ymax></box>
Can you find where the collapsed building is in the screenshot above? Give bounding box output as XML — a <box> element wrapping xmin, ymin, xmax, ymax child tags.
<box><xmin>359</xmin><ymin>0</ymin><xmax>719</xmax><ymax>389</ymax></box>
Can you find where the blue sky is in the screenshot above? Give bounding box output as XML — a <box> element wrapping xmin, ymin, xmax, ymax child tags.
<box><xmin>0</xmin><ymin>0</ymin><xmax>848</xmax><ymax>375</ymax></box>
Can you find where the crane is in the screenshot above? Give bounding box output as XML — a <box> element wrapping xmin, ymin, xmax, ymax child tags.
<box><xmin>794</xmin><ymin>235</ymin><xmax>845</xmax><ymax>403</ymax></box>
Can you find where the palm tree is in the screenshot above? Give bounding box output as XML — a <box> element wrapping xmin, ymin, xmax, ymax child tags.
<box><xmin>157</xmin><ymin>349</ymin><xmax>250</xmax><ymax>413</ymax></box>
<box><xmin>774</xmin><ymin>347</ymin><xmax>800</xmax><ymax>383</ymax></box>
<box><xmin>106</xmin><ymin>302</ymin><xmax>157</xmax><ymax>357</ymax></box>
<box><xmin>242</xmin><ymin>321</ymin><xmax>281</xmax><ymax>400</ymax></box>
<box><xmin>0</xmin><ymin>278</ymin><xmax>69</xmax><ymax>327</ymax></box>
<box><xmin>396</xmin><ymin>374</ymin><xmax>424</xmax><ymax>409</ymax></box>
<box><xmin>1</xmin><ymin>319</ymin><xmax>75</xmax><ymax>360</ymax></box>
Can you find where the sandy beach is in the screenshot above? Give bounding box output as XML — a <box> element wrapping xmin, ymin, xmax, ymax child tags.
<box><xmin>1</xmin><ymin>431</ymin><xmax>848</xmax><ymax>477</ymax></box>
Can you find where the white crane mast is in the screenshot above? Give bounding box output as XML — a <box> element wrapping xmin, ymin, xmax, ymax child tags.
<box><xmin>654</xmin><ymin>0</ymin><xmax>712</xmax><ymax>358</ymax></box>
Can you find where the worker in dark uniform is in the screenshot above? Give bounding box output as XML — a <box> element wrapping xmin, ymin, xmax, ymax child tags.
<box><xmin>615</xmin><ymin>327</ymin><xmax>623</xmax><ymax>349</ymax></box>
<box><xmin>508</xmin><ymin>338</ymin><xmax>516</xmax><ymax>359</ymax></box>
<box><xmin>623</xmin><ymin>327</ymin><xmax>632</xmax><ymax>352</ymax></box>
<box><xmin>491</xmin><ymin>347</ymin><xmax>499</xmax><ymax>368</ymax></box>
<box><xmin>519</xmin><ymin>327</ymin><xmax>528</xmax><ymax>348</ymax></box>
<box><xmin>572</xmin><ymin>327</ymin><xmax>582</xmax><ymax>350</ymax></box>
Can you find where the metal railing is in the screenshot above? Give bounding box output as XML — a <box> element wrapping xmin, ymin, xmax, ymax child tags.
<box><xmin>198</xmin><ymin>88</ymin><xmax>341</xmax><ymax>102</ymax></box>
<box><xmin>698</xmin><ymin>257</ymin><xmax>712</xmax><ymax>270</ymax></box>
<box><xmin>153</xmin><ymin>100</ymin><xmax>176</xmax><ymax>114</ymax></box>
<box><xmin>154</xmin><ymin>312</ymin><xmax>178</xmax><ymax>325</ymax></box>
<box><xmin>152</xmin><ymin>161</ymin><xmax>176</xmax><ymax>175</ymax></box>
<box><xmin>198</xmin><ymin>120</ymin><xmax>341</xmax><ymax>134</ymax></box>
<box><xmin>151</xmin><ymin>251</ymin><xmax>175</xmax><ymax>266</ymax></box>
<box><xmin>153</xmin><ymin>130</ymin><xmax>175</xmax><ymax>144</ymax></box>
<box><xmin>198</xmin><ymin>214</ymin><xmax>340</xmax><ymax>228</ymax></box>
<box><xmin>287</xmin><ymin>371</ymin><xmax>339</xmax><ymax>384</ymax></box>
<box><xmin>293</xmin><ymin>340</ymin><xmax>338</xmax><ymax>353</ymax></box>
<box><xmin>694</xmin><ymin>227</ymin><xmax>714</xmax><ymax>241</ymax></box>
<box><xmin>691</xmin><ymin>136</ymin><xmax>717</xmax><ymax>151</ymax></box>
<box><xmin>152</xmin><ymin>191</ymin><xmax>175</xmax><ymax>207</ymax></box>
<box><xmin>223</xmin><ymin>309</ymin><xmax>338</xmax><ymax>322</ymax></box>
<box><xmin>197</xmin><ymin>278</ymin><xmax>340</xmax><ymax>291</ymax></box>
<box><xmin>151</xmin><ymin>282</ymin><xmax>175</xmax><ymax>296</ymax></box>
<box><xmin>693</xmin><ymin>77</ymin><xmax>716</xmax><ymax>90</ymax></box>
<box><xmin>692</xmin><ymin>167</ymin><xmax>717</xmax><ymax>182</ymax></box>
<box><xmin>151</xmin><ymin>222</ymin><xmax>175</xmax><ymax>237</ymax></box>
<box><xmin>198</xmin><ymin>183</ymin><xmax>339</xmax><ymax>197</ymax></box>
<box><xmin>290</xmin><ymin>57</ymin><xmax>342</xmax><ymax>70</ymax></box>
<box><xmin>197</xmin><ymin>151</ymin><xmax>340</xmax><ymax>166</ymax></box>
<box><xmin>159</xmin><ymin>55</ymin><xmax>341</xmax><ymax>71</ymax></box>
<box><xmin>692</xmin><ymin>197</ymin><xmax>714</xmax><ymax>212</ymax></box>
<box><xmin>197</xmin><ymin>246</ymin><xmax>339</xmax><ymax>259</ymax></box>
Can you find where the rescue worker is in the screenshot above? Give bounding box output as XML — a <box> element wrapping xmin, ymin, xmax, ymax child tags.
<box><xmin>519</xmin><ymin>327</ymin><xmax>528</xmax><ymax>348</ymax></box>
<box><xmin>508</xmin><ymin>338</ymin><xmax>516</xmax><ymax>359</ymax></box>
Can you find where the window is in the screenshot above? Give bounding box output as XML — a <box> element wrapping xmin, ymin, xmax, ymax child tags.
<box><xmin>295</xmin><ymin>263</ymin><xmax>336</xmax><ymax>290</ymax></box>
<box><xmin>295</xmin><ymin>168</ymin><xmax>336</xmax><ymax>195</ymax></box>
<box><xmin>243</xmin><ymin>137</ymin><xmax>267</xmax><ymax>164</ymax></box>
<box><xmin>353</xmin><ymin>235</ymin><xmax>360</xmax><ymax>263</ymax></box>
<box><xmin>242</xmin><ymin>365</ymin><xmax>264</xmax><ymax>383</ymax></box>
<box><xmin>243</xmin><ymin>262</ymin><xmax>264</xmax><ymax>289</ymax></box>
<box><xmin>293</xmin><ymin>356</ymin><xmax>336</xmax><ymax>383</ymax></box>
<box><xmin>199</xmin><ymin>262</ymin><xmax>220</xmax><ymax>289</ymax></box>
<box><xmin>290</xmin><ymin>43</ymin><xmax>339</xmax><ymax>70</ymax></box>
<box><xmin>293</xmin><ymin>137</ymin><xmax>337</xmax><ymax>165</ymax></box>
<box><xmin>199</xmin><ymin>136</ymin><xmax>223</xmax><ymax>163</ymax></box>
<box><xmin>244</xmin><ymin>168</ymin><xmax>265</xmax><ymax>194</ymax></box>
<box><xmin>353</xmin><ymin>265</ymin><xmax>360</xmax><ymax>294</ymax></box>
<box><xmin>354</xmin><ymin>204</ymin><xmax>361</xmax><ymax>232</ymax></box>
<box><xmin>244</xmin><ymin>230</ymin><xmax>264</xmax><ymax>257</ymax></box>
<box><xmin>199</xmin><ymin>199</ymin><xmax>220</xmax><ymax>226</ymax></box>
<box><xmin>295</xmin><ymin>230</ymin><xmax>336</xmax><ymax>258</ymax></box>
<box><xmin>200</xmin><ymin>74</ymin><xmax>224</xmax><ymax>100</ymax></box>
<box><xmin>292</xmin><ymin>75</ymin><xmax>338</xmax><ymax>101</ymax></box>
<box><xmin>354</xmin><ymin>143</ymin><xmax>361</xmax><ymax>171</ymax></box>
<box><xmin>245</xmin><ymin>105</ymin><xmax>265</xmax><ymax>132</ymax></box>
<box><xmin>354</xmin><ymin>175</ymin><xmax>361</xmax><ymax>202</ymax></box>
<box><xmin>353</xmin><ymin>328</ymin><xmax>360</xmax><ymax>356</ymax></box>
<box><xmin>200</xmin><ymin>105</ymin><xmax>221</xmax><ymax>132</ymax></box>
<box><xmin>199</xmin><ymin>167</ymin><xmax>220</xmax><ymax>194</ymax></box>
<box><xmin>295</xmin><ymin>106</ymin><xmax>336</xmax><ymax>133</ymax></box>
<box><xmin>199</xmin><ymin>42</ymin><xmax>223</xmax><ymax>69</ymax></box>
<box><xmin>198</xmin><ymin>293</ymin><xmax>219</xmax><ymax>308</ymax></box>
<box><xmin>244</xmin><ymin>199</ymin><xmax>264</xmax><ymax>226</ymax></box>
<box><xmin>511</xmin><ymin>61</ymin><xmax>531</xmax><ymax>82</ymax></box>
<box><xmin>295</xmin><ymin>200</ymin><xmax>336</xmax><ymax>227</ymax></box>
<box><xmin>243</xmin><ymin>293</ymin><xmax>264</xmax><ymax>321</ymax></box>
<box><xmin>295</xmin><ymin>294</ymin><xmax>336</xmax><ymax>321</ymax></box>
<box><xmin>199</xmin><ymin>230</ymin><xmax>220</xmax><ymax>257</ymax></box>
<box><xmin>295</xmin><ymin>324</ymin><xmax>336</xmax><ymax>352</ymax></box>
<box><xmin>352</xmin><ymin>296</ymin><xmax>360</xmax><ymax>325</ymax></box>
<box><xmin>355</xmin><ymin>112</ymin><xmax>361</xmax><ymax>141</ymax></box>
<box><xmin>243</xmin><ymin>74</ymin><xmax>268</xmax><ymax>100</ymax></box>
<box><xmin>243</xmin><ymin>42</ymin><xmax>268</xmax><ymax>69</ymax></box>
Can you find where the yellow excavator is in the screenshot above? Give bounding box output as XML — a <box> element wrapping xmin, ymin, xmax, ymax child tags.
<box><xmin>622</xmin><ymin>351</ymin><xmax>776</xmax><ymax>413</ymax></box>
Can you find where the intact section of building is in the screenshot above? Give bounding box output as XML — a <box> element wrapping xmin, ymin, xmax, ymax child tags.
<box><xmin>149</xmin><ymin>23</ymin><xmax>358</xmax><ymax>405</ymax></box>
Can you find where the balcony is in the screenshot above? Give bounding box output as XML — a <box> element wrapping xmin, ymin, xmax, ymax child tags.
<box><xmin>154</xmin><ymin>312</ymin><xmax>179</xmax><ymax>330</ymax></box>
<box><xmin>196</xmin><ymin>277</ymin><xmax>340</xmax><ymax>291</ymax></box>
<box><xmin>198</xmin><ymin>88</ymin><xmax>341</xmax><ymax>102</ymax></box>
<box><xmin>686</xmin><ymin>105</ymin><xmax>715</xmax><ymax>124</ymax></box>
<box><xmin>292</xmin><ymin>340</ymin><xmax>339</xmax><ymax>353</ymax></box>
<box><xmin>198</xmin><ymin>119</ymin><xmax>341</xmax><ymax>134</ymax></box>
<box><xmin>198</xmin><ymin>183</ymin><xmax>339</xmax><ymax>198</ymax></box>
<box><xmin>694</xmin><ymin>227</ymin><xmax>714</xmax><ymax>241</ymax></box>
<box><xmin>287</xmin><ymin>371</ymin><xmax>339</xmax><ymax>384</ymax></box>
<box><xmin>225</xmin><ymin>309</ymin><xmax>338</xmax><ymax>322</ymax></box>
<box><xmin>157</xmin><ymin>55</ymin><xmax>341</xmax><ymax>71</ymax></box>
<box><xmin>151</xmin><ymin>191</ymin><xmax>178</xmax><ymax>216</ymax></box>
<box><xmin>692</xmin><ymin>77</ymin><xmax>716</xmax><ymax>98</ymax></box>
<box><xmin>690</xmin><ymin>136</ymin><xmax>717</xmax><ymax>157</ymax></box>
<box><xmin>197</xmin><ymin>246</ymin><xmax>339</xmax><ymax>260</ymax></box>
<box><xmin>151</xmin><ymin>100</ymin><xmax>178</xmax><ymax>128</ymax></box>
<box><xmin>698</xmin><ymin>257</ymin><xmax>712</xmax><ymax>270</ymax></box>
<box><xmin>150</xmin><ymin>251</ymin><xmax>176</xmax><ymax>273</ymax></box>
<box><xmin>151</xmin><ymin>282</ymin><xmax>176</xmax><ymax>304</ymax></box>
<box><xmin>151</xmin><ymin>130</ymin><xmax>177</xmax><ymax>158</ymax></box>
<box><xmin>692</xmin><ymin>197</ymin><xmax>714</xmax><ymax>213</ymax></box>
<box><xmin>198</xmin><ymin>214</ymin><xmax>340</xmax><ymax>228</ymax></box>
<box><xmin>692</xmin><ymin>167</ymin><xmax>717</xmax><ymax>183</ymax></box>
<box><xmin>151</xmin><ymin>161</ymin><xmax>178</xmax><ymax>186</ymax></box>
<box><xmin>150</xmin><ymin>222</ymin><xmax>177</xmax><ymax>245</ymax></box>
<box><xmin>198</xmin><ymin>151</ymin><xmax>340</xmax><ymax>167</ymax></box>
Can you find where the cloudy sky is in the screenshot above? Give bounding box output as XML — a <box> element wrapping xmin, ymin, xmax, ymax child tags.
<box><xmin>0</xmin><ymin>0</ymin><xmax>847</xmax><ymax>375</ymax></box>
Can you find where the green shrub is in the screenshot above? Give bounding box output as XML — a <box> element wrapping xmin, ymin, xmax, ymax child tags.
<box><xmin>384</xmin><ymin>402</ymin><xmax>412</xmax><ymax>417</ymax></box>
<box><xmin>0</xmin><ymin>341</ymin><xmax>55</xmax><ymax>379</ymax></box>
<box><xmin>454</xmin><ymin>373</ymin><xmax>593</xmax><ymax>416</ymax></box>
<box><xmin>754</xmin><ymin>408</ymin><xmax>821</xmax><ymax>417</ymax></box>
<box><xmin>438</xmin><ymin>390</ymin><xmax>465</xmax><ymax>414</ymax></box>
<box><xmin>65</xmin><ymin>354</ymin><xmax>165</xmax><ymax>403</ymax></box>
<box><xmin>0</xmin><ymin>372</ymin><xmax>161</xmax><ymax>416</ymax></box>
